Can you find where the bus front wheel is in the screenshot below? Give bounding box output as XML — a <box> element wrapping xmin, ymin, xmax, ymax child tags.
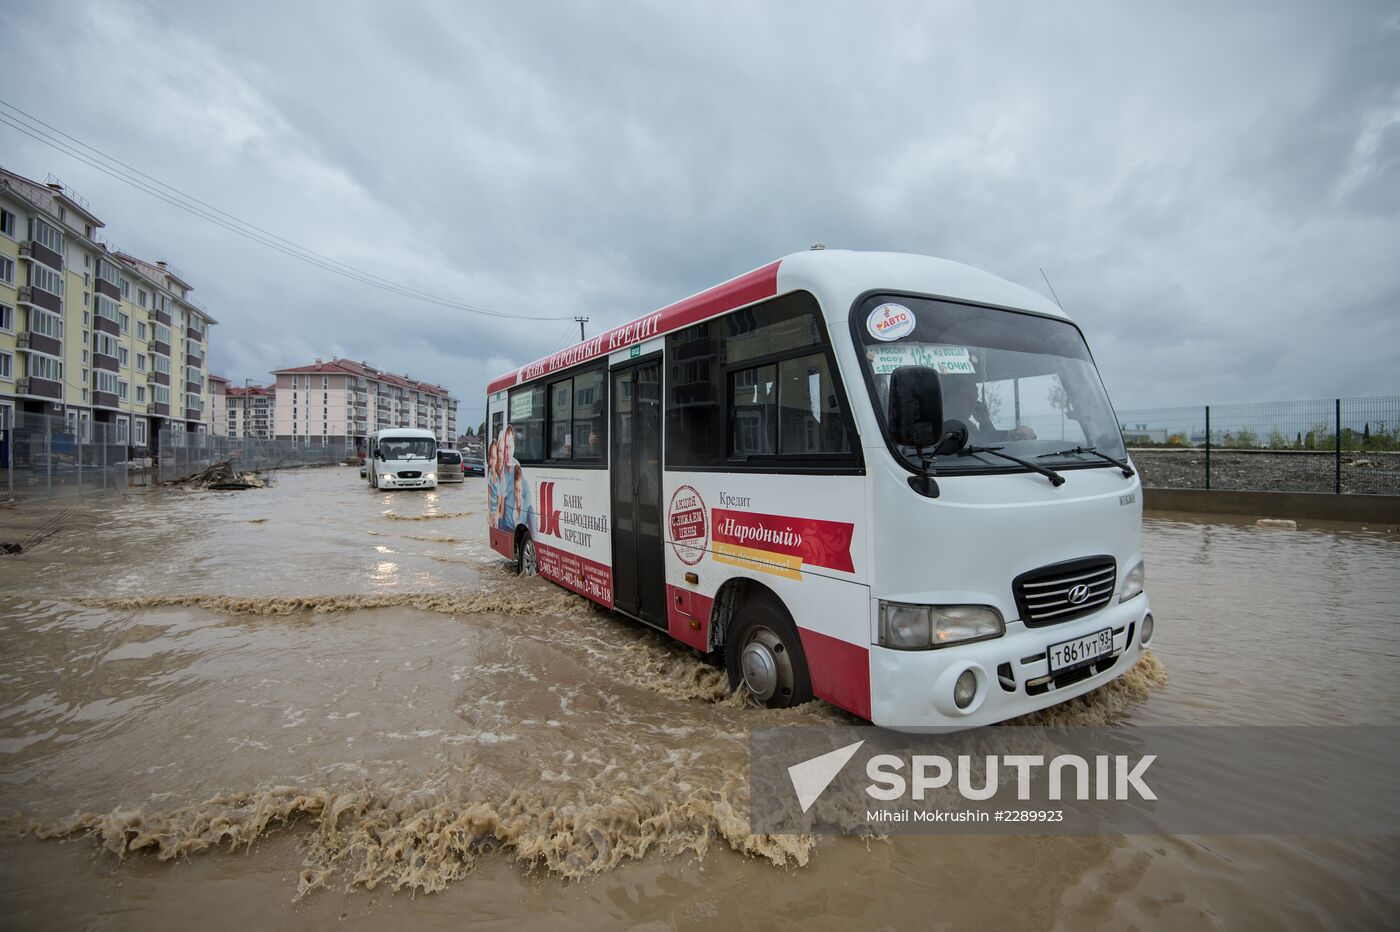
<box><xmin>516</xmin><ymin>533</ymin><xmax>538</xmax><ymax>577</ymax></box>
<box><xmin>725</xmin><ymin>598</ymin><xmax>813</xmax><ymax>709</ymax></box>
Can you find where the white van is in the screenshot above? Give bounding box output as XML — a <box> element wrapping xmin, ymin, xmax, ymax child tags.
<box><xmin>366</xmin><ymin>428</ymin><xmax>439</xmax><ymax>490</ymax></box>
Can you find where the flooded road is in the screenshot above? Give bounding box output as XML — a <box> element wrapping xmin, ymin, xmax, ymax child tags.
<box><xmin>1</xmin><ymin>468</ymin><xmax>1397</xmax><ymax>929</ymax></box>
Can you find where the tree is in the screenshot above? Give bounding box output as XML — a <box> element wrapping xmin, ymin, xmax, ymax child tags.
<box><xmin>478</xmin><ymin>420</ymin><xmax>487</xmax><ymax>438</ymax></box>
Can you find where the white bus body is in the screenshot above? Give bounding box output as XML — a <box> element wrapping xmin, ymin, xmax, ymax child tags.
<box><xmin>485</xmin><ymin>251</ymin><xmax>1151</xmax><ymax>730</ymax></box>
<box><xmin>367</xmin><ymin>428</ymin><xmax>440</xmax><ymax>490</ymax></box>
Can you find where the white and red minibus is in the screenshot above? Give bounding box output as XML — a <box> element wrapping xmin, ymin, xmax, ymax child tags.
<box><xmin>485</xmin><ymin>250</ymin><xmax>1151</xmax><ymax>729</ymax></box>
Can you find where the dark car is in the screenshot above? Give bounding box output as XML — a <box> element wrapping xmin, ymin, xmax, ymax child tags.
<box><xmin>462</xmin><ymin>457</ymin><xmax>485</xmax><ymax>477</ymax></box>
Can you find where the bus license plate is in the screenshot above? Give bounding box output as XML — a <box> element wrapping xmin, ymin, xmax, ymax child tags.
<box><xmin>1047</xmin><ymin>628</ymin><xmax>1114</xmax><ymax>675</ymax></box>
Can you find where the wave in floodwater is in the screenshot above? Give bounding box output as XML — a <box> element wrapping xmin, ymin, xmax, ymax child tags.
<box><xmin>382</xmin><ymin>511</ymin><xmax>473</xmax><ymax>522</ymax></box>
<box><xmin>27</xmin><ymin>647</ymin><xmax>1167</xmax><ymax>896</ymax></box>
<box><xmin>31</xmin><ymin>776</ymin><xmax>807</xmax><ymax>898</ymax></box>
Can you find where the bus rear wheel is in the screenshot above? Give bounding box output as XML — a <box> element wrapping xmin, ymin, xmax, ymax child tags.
<box><xmin>725</xmin><ymin>598</ymin><xmax>813</xmax><ymax>708</ymax></box>
<box><xmin>516</xmin><ymin>532</ymin><xmax>538</xmax><ymax>577</ymax></box>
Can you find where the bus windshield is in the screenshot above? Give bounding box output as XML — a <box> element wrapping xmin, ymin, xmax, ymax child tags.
<box><xmin>855</xmin><ymin>296</ymin><xmax>1126</xmax><ymax>471</ymax></box>
<box><xmin>379</xmin><ymin>438</ymin><xmax>436</xmax><ymax>461</ymax></box>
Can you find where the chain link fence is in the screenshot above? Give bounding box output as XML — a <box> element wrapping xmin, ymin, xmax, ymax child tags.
<box><xmin>1</xmin><ymin>412</ymin><xmax>340</xmax><ymax>503</ymax></box>
<box><xmin>155</xmin><ymin>431</ymin><xmax>341</xmax><ymax>484</ymax></box>
<box><xmin>1116</xmin><ymin>396</ymin><xmax>1400</xmax><ymax>495</ymax></box>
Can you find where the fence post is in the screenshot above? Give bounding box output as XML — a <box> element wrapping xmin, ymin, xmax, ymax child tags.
<box><xmin>45</xmin><ymin>418</ymin><xmax>52</xmax><ymax>498</ymax></box>
<box><xmin>1335</xmin><ymin>398</ymin><xmax>1342</xmax><ymax>495</ymax></box>
<box><xmin>1204</xmin><ymin>405</ymin><xmax>1211</xmax><ymax>491</ymax></box>
<box><xmin>101</xmin><ymin>425</ymin><xmax>108</xmax><ymax>491</ymax></box>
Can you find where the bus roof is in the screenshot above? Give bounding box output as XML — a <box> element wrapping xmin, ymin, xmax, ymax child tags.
<box><xmin>371</xmin><ymin>428</ymin><xmax>438</xmax><ymax>439</ymax></box>
<box><xmin>487</xmin><ymin>250</ymin><xmax>1066</xmax><ymax>394</ymax></box>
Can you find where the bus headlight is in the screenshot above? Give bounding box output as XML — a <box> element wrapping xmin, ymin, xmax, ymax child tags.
<box><xmin>878</xmin><ymin>602</ymin><xmax>1004</xmax><ymax>650</ymax></box>
<box><xmin>379</xmin><ymin>473</ymin><xmax>394</xmax><ymax>482</ymax></box>
<box><xmin>1120</xmin><ymin>561</ymin><xmax>1145</xmax><ymax>602</ymax></box>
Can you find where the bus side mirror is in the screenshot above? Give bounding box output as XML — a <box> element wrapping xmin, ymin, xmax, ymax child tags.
<box><xmin>889</xmin><ymin>366</ymin><xmax>944</xmax><ymax>450</ymax></box>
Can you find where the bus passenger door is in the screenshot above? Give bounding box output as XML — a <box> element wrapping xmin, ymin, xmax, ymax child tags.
<box><xmin>610</xmin><ymin>356</ymin><xmax>665</xmax><ymax>626</ymax></box>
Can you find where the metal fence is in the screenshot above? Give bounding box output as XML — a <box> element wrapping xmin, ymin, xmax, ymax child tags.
<box><xmin>155</xmin><ymin>432</ymin><xmax>341</xmax><ymax>484</ymax></box>
<box><xmin>1116</xmin><ymin>396</ymin><xmax>1400</xmax><ymax>496</ymax></box>
<box><xmin>1</xmin><ymin>412</ymin><xmax>340</xmax><ymax>503</ymax></box>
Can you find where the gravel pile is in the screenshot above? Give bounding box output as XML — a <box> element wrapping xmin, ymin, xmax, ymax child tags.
<box><xmin>1128</xmin><ymin>449</ymin><xmax>1400</xmax><ymax>495</ymax></box>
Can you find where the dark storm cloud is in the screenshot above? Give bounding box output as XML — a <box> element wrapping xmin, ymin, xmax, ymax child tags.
<box><xmin>4</xmin><ymin>0</ymin><xmax>1397</xmax><ymax>418</ymax></box>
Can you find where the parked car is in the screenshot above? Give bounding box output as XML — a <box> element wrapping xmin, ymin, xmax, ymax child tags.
<box><xmin>462</xmin><ymin>457</ymin><xmax>485</xmax><ymax>477</ymax></box>
<box><xmin>436</xmin><ymin>449</ymin><xmax>465</xmax><ymax>483</ymax></box>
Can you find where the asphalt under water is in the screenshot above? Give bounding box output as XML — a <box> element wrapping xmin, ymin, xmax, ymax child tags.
<box><xmin>0</xmin><ymin>469</ymin><xmax>1396</xmax><ymax>929</ymax></box>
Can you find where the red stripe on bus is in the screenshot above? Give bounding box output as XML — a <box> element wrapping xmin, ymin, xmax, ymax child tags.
<box><xmin>534</xmin><ymin>540</ymin><xmax>614</xmax><ymax>608</ymax></box>
<box><xmin>486</xmin><ymin>260</ymin><xmax>781</xmax><ymax>394</ymax></box>
<box><xmin>711</xmin><ymin>508</ymin><xmax>856</xmax><ymax>574</ymax></box>
<box><xmin>797</xmin><ymin>628</ymin><xmax>871</xmax><ymax>720</ymax></box>
<box><xmin>489</xmin><ymin>526</ymin><xmax>514</xmax><ymax>560</ymax></box>
<box><xmin>665</xmin><ymin>584</ymin><xmax>714</xmax><ymax>652</ymax></box>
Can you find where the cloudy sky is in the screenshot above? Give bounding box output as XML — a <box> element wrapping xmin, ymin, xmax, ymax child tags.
<box><xmin>4</xmin><ymin>0</ymin><xmax>1397</xmax><ymax>426</ymax></box>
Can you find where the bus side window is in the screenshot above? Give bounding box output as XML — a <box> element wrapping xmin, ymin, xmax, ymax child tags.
<box><xmin>665</xmin><ymin>290</ymin><xmax>859</xmax><ymax>469</ymax></box>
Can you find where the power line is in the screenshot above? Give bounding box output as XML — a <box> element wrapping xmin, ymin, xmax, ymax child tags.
<box><xmin>0</xmin><ymin>99</ymin><xmax>572</xmax><ymax>322</ymax></box>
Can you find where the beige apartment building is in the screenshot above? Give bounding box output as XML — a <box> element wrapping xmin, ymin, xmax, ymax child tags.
<box><xmin>209</xmin><ymin>374</ymin><xmax>275</xmax><ymax>439</ymax></box>
<box><xmin>0</xmin><ymin>167</ymin><xmax>215</xmax><ymax>451</ymax></box>
<box><xmin>270</xmin><ymin>357</ymin><xmax>458</xmax><ymax>452</ymax></box>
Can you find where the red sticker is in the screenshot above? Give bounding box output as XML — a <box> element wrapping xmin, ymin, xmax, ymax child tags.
<box><xmin>668</xmin><ymin>485</ymin><xmax>708</xmax><ymax>566</ymax></box>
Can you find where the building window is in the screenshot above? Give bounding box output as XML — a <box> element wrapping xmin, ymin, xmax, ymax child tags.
<box><xmin>136</xmin><ymin>321</ymin><xmax>146</xmax><ymax>340</ymax></box>
<box><xmin>136</xmin><ymin>354</ymin><xmax>147</xmax><ymax>373</ymax></box>
<box><xmin>116</xmin><ymin>416</ymin><xmax>129</xmax><ymax>444</ymax></box>
<box><xmin>136</xmin><ymin>385</ymin><xmax>146</xmax><ymax>403</ymax></box>
<box><xmin>0</xmin><ymin>256</ymin><xmax>14</xmax><ymax>286</ymax></box>
<box><xmin>30</xmin><ymin>308</ymin><xmax>64</xmax><ymax>340</ymax></box>
<box><xmin>29</xmin><ymin>263</ymin><xmax>63</xmax><ymax>297</ymax></box>
<box><xmin>29</xmin><ymin>354</ymin><xmax>63</xmax><ymax>382</ymax></box>
<box><xmin>0</xmin><ymin>208</ymin><xmax>15</xmax><ymax>238</ymax></box>
<box><xmin>119</xmin><ymin>312</ymin><xmax>129</xmax><ymax>333</ymax></box>
<box><xmin>135</xmin><ymin>419</ymin><xmax>147</xmax><ymax>446</ymax></box>
<box><xmin>0</xmin><ymin>350</ymin><xmax>11</xmax><ymax>380</ymax></box>
<box><xmin>0</xmin><ymin>303</ymin><xmax>12</xmax><ymax>332</ymax></box>
<box><xmin>29</xmin><ymin>216</ymin><xmax>63</xmax><ymax>253</ymax></box>
<box><xmin>138</xmin><ymin>289</ymin><xmax>148</xmax><ymax>308</ymax></box>
<box><xmin>118</xmin><ymin>380</ymin><xmax>129</xmax><ymax>401</ymax></box>
<box><xmin>119</xmin><ymin>346</ymin><xmax>129</xmax><ymax>368</ymax></box>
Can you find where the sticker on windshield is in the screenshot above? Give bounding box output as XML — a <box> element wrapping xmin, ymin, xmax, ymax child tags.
<box><xmin>868</xmin><ymin>343</ymin><xmax>976</xmax><ymax>376</ymax></box>
<box><xmin>866</xmin><ymin>303</ymin><xmax>916</xmax><ymax>341</ymax></box>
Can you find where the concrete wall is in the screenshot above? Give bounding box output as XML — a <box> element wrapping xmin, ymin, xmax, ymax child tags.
<box><xmin>1144</xmin><ymin>488</ymin><xmax>1400</xmax><ymax>524</ymax></box>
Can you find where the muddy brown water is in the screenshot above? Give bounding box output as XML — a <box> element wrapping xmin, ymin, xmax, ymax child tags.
<box><xmin>0</xmin><ymin>468</ymin><xmax>1396</xmax><ymax>929</ymax></box>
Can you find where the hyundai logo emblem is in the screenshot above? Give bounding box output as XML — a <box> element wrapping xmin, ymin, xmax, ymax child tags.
<box><xmin>1067</xmin><ymin>584</ymin><xmax>1092</xmax><ymax>605</ymax></box>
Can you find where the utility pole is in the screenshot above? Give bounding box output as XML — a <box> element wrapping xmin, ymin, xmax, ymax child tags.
<box><xmin>574</xmin><ymin>316</ymin><xmax>589</xmax><ymax>342</ymax></box>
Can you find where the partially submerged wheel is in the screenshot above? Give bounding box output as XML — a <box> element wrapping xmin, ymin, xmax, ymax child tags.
<box><xmin>725</xmin><ymin>597</ymin><xmax>813</xmax><ymax>708</ymax></box>
<box><xmin>516</xmin><ymin>532</ymin><xmax>538</xmax><ymax>577</ymax></box>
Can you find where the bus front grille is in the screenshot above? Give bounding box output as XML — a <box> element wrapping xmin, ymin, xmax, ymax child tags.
<box><xmin>1013</xmin><ymin>556</ymin><xmax>1116</xmax><ymax>627</ymax></box>
<box><xmin>397</xmin><ymin>471</ymin><xmax>422</xmax><ymax>479</ymax></box>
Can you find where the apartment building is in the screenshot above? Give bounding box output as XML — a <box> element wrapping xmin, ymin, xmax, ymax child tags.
<box><xmin>0</xmin><ymin>167</ymin><xmax>216</xmax><ymax>450</ymax></box>
<box><xmin>270</xmin><ymin>357</ymin><xmax>458</xmax><ymax>452</ymax></box>
<box><xmin>225</xmin><ymin>383</ymin><xmax>275</xmax><ymax>439</ymax></box>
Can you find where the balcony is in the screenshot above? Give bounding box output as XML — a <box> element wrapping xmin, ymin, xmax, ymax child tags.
<box><xmin>17</xmin><ymin>330</ymin><xmax>62</xmax><ymax>357</ymax></box>
<box><xmin>19</xmin><ymin>239</ymin><xmax>63</xmax><ymax>270</ymax></box>
<box><xmin>16</xmin><ymin>376</ymin><xmax>62</xmax><ymax>400</ymax></box>
<box><xmin>17</xmin><ymin>286</ymin><xmax>61</xmax><ymax>315</ymax></box>
<box><xmin>186</xmin><ymin>353</ymin><xmax>203</xmax><ymax>369</ymax></box>
<box><xmin>188</xmin><ymin>325</ymin><xmax>204</xmax><ymax>342</ymax></box>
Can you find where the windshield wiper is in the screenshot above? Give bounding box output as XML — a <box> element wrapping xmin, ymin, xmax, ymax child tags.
<box><xmin>958</xmin><ymin>446</ymin><xmax>1065</xmax><ymax>486</ymax></box>
<box><xmin>1038</xmin><ymin>446</ymin><xmax>1135</xmax><ymax>478</ymax></box>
